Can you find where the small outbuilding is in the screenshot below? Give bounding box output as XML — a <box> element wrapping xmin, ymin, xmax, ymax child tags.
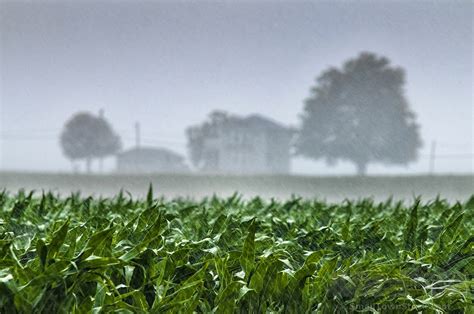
<box><xmin>116</xmin><ymin>147</ymin><xmax>189</xmax><ymax>174</ymax></box>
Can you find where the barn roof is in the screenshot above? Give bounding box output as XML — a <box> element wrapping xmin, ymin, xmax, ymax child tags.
<box><xmin>118</xmin><ymin>147</ymin><xmax>184</xmax><ymax>161</ymax></box>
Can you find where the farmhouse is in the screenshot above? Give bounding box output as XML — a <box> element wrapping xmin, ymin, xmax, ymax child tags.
<box><xmin>200</xmin><ymin>114</ymin><xmax>293</xmax><ymax>174</ymax></box>
<box><xmin>116</xmin><ymin>147</ymin><xmax>189</xmax><ymax>174</ymax></box>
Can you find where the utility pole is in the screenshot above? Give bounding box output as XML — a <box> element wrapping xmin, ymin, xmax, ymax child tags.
<box><xmin>135</xmin><ymin>122</ymin><xmax>141</xmax><ymax>149</ymax></box>
<box><xmin>98</xmin><ymin>109</ymin><xmax>105</xmax><ymax>172</ymax></box>
<box><xmin>429</xmin><ymin>140</ymin><xmax>436</xmax><ymax>175</ymax></box>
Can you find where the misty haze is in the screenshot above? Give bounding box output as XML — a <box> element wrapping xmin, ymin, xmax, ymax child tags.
<box><xmin>0</xmin><ymin>1</ymin><xmax>472</xmax><ymax>312</ymax></box>
<box><xmin>1</xmin><ymin>0</ymin><xmax>472</xmax><ymax>199</ymax></box>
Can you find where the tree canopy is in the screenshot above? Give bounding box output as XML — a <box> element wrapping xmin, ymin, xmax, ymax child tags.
<box><xmin>60</xmin><ymin>112</ymin><xmax>122</xmax><ymax>172</ymax></box>
<box><xmin>296</xmin><ymin>52</ymin><xmax>422</xmax><ymax>175</ymax></box>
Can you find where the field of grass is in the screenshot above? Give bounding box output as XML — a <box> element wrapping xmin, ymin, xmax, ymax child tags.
<box><xmin>1</xmin><ymin>172</ymin><xmax>473</xmax><ymax>201</ymax></box>
<box><xmin>0</xmin><ymin>188</ymin><xmax>472</xmax><ymax>312</ymax></box>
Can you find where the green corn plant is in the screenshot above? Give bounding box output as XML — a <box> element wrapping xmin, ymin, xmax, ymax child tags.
<box><xmin>0</xmin><ymin>190</ymin><xmax>471</xmax><ymax>313</ymax></box>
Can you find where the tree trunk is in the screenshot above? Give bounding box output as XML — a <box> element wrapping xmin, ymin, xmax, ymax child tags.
<box><xmin>355</xmin><ymin>161</ymin><xmax>367</xmax><ymax>176</ymax></box>
<box><xmin>86</xmin><ymin>158</ymin><xmax>92</xmax><ymax>174</ymax></box>
<box><xmin>71</xmin><ymin>161</ymin><xmax>78</xmax><ymax>174</ymax></box>
<box><xmin>99</xmin><ymin>158</ymin><xmax>103</xmax><ymax>173</ymax></box>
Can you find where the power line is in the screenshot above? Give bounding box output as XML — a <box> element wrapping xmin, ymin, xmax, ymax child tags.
<box><xmin>1</xmin><ymin>134</ymin><xmax>473</xmax><ymax>163</ymax></box>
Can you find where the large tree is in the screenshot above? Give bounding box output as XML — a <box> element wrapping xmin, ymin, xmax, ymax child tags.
<box><xmin>296</xmin><ymin>52</ymin><xmax>421</xmax><ymax>175</ymax></box>
<box><xmin>60</xmin><ymin>112</ymin><xmax>122</xmax><ymax>173</ymax></box>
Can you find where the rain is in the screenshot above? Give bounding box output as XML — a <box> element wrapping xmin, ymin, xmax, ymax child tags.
<box><xmin>0</xmin><ymin>1</ymin><xmax>472</xmax><ymax>312</ymax></box>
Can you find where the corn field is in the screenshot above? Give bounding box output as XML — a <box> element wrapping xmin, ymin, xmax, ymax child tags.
<box><xmin>0</xmin><ymin>188</ymin><xmax>472</xmax><ymax>313</ymax></box>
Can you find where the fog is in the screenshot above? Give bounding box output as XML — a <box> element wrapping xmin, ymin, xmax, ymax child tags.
<box><xmin>0</xmin><ymin>0</ymin><xmax>472</xmax><ymax>176</ymax></box>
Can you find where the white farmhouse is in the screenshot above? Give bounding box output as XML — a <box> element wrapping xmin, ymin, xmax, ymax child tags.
<box><xmin>200</xmin><ymin>114</ymin><xmax>293</xmax><ymax>174</ymax></box>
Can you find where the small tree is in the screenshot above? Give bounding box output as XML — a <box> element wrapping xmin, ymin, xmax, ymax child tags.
<box><xmin>60</xmin><ymin>112</ymin><xmax>122</xmax><ymax>173</ymax></box>
<box><xmin>95</xmin><ymin>114</ymin><xmax>122</xmax><ymax>172</ymax></box>
<box><xmin>296</xmin><ymin>52</ymin><xmax>421</xmax><ymax>175</ymax></box>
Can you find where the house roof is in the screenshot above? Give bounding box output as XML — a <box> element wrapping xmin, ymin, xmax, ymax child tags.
<box><xmin>243</xmin><ymin>114</ymin><xmax>289</xmax><ymax>131</ymax></box>
<box><xmin>224</xmin><ymin>114</ymin><xmax>291</xmax><ymax>132</ymax></box>
<box><xmin>118</xmin><ymin>147</ymin><xmax>184</xmax><ymax>161</ymax></box>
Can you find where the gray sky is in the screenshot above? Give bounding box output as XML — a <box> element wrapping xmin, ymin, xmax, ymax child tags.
<box><xmin>1</xmin><ymin>0</ymin><xmax>472</xmax><ymax>174</ymax></box>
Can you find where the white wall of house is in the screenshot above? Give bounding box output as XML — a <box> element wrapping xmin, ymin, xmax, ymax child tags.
<box><xmin>218</xmin><ymin>130</ymin><xmax>267</xmax><ymax>174</ymax></box>
<box><xmin>201</xmin><ymin>126</ymin><xmax>291</xmax><ymax>175</ymax></box>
